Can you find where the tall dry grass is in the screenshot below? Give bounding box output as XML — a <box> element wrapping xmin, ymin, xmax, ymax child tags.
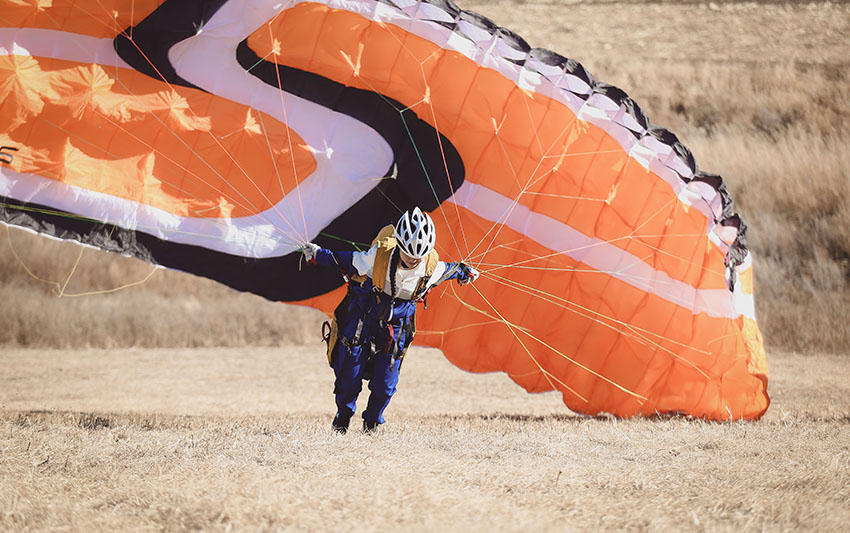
<box><xmin>1</xmin><ymin>1</ymin><xmax>848</xmax><ymax>351</ymax></box>
<box><xmin>695</xmin><ymin>128</ymin><xmax>850</xmax><ymax>352</ymax></box>
<box><xmin>0</xmin><ymin>228</ymin><xmax>324</xmax><ymax>348</ymax></box>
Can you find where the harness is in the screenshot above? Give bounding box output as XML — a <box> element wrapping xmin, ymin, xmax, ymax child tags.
<box><xmin>321</xmin><ymin>225</ymin><xmax>440</xmax><ymax>376</ymax></box>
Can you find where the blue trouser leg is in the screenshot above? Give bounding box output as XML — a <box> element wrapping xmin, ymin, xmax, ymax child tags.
<box><xmin>362</xmin><ymin>351</ymin><xmax>401</xmax><ymax>425</ymax></box>
<box><xmin>333</xmin><ymin>342</ymin><xmax>365</xmax><ymax>422</ymax></box>
<box><xmin>362</xmin><ymin>321</ymin><xmax>405</xmax><ymax>425</ymax></box>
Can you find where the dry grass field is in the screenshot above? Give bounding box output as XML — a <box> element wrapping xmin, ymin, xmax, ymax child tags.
<box><xmin>1</xmin><ymin>347</ymin><xmax>848</xmax><ymax>531</ymax></box>
<box><xmin>2</xmin><ymin>1</ymin><xmax>850</xmax><ymax>531</ymax></box>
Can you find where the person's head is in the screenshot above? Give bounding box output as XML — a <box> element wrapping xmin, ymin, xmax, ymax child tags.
<box><xmin>394</xmin><ymin>207</ymin><xmax>436</xmax><ymax>268</ymax></box>
<box><xmin>399</xmin><ymin>250</ymin><xmax>422</xmax><ymax>269</ymax></box>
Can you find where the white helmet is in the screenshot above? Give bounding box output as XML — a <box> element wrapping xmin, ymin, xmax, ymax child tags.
<box><xmin>394</xmin><ymin>207</ymin><xmax>436</xmax><ymax>259</ymax></box>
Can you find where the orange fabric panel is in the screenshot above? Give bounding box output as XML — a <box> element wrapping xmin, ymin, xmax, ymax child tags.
<box><xmin>247</xmin><ymin>3</ymin><xmax>728</xmax><ymax>291</ymax></box>
<box><xmin>1</xmin><ymin>56</ymin><xmax>316</xmax><ymax>219</ymax></box>
<box><xmin>738</xmin><ymin>264</ymin><xmax>755</xmax><ymax>295</ymax></box>
<box><xmin>742</xmin><ymin>317</ymin><xmax>768</xmax><ymax>377</ymax></box>
<box><xmin>297</xmin><ymin>285</ymin><xmax>347</xmax><ymax>318</ymax></box>
<box><xmin>0</xmin><ymin>0</ymin><xmax>165</xmax><ymax>39</ymax></box>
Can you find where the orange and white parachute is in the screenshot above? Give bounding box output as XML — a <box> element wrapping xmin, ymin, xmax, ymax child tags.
<box><xmin>0</xmin><ymin>0</ymin><xmax>769</xmax><ymax>419</ymax></box>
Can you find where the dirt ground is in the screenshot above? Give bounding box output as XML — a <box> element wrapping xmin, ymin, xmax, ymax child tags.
<box><xmin>1</xmin><ymin>347</ymin><xmax>848</xmax><ymax>531</ymax></box>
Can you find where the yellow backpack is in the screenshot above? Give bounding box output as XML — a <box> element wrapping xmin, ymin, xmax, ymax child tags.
<box><xmin>323</xmin><ymin>225</ymin><xmax>439</xmax><ymax>365</ymax></box>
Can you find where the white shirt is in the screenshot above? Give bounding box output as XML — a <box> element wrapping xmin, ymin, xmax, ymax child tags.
<box><xmin>352</xmin><ymin>245</ymin><xmax>448</xmax><ymax>300</ymax></box>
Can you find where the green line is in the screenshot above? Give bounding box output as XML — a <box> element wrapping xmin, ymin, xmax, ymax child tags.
<box><xmin>245</xmin><ymin>56</ymin><xmax>267</xmax><ymax>73</ymax></box>
<box><xmin>0</xmin><ymin>203</ymin><xmax>102</xmax><ymax>224</ymax></box>
<box><xmin>319</xmin><ymin>232</ymin><xmax>369</xmax><ymax>251</ymax></box>
<box><xmin>397</xmin><ymin>109</ymin><xmax>466</xmax><ymax>257</ymax></box>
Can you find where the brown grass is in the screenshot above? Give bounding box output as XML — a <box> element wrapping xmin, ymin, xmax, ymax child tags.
<box><xmin>2</xmin><ymin>1</ymin><xmax>849</xmax><ymax>352</ymax></box>
<box><xmin>1</xmin><ymin>347</ymin><xmax>848</xmax><ymax>531</ymax></box>
<box><xmin>0</xmin><ymin>228</ymin><xmax>325</xmax><ymax>348</ymax></box>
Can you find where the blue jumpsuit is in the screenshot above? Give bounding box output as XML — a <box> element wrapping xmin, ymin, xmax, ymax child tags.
<box><xmin>314</xmin><ymin>247</ymin><xmax>469</xmax><ymax>426</ymax></box>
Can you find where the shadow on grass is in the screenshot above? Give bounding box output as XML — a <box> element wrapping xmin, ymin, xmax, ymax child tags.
<box><xmin>7</xmin><ymin>409</ymin><xmax>849</xmax><ymax>431</ymax></box>
<box><xmin>428</xmin><ymin>411</ymin><xmax>850</xmax><ymax>425</ymax></box>
<box><xmin>430</xmin><ymin>412</ymin><xmax>587</xmax><ymax>423</ymax></box>
<box><xmin>1</xmin><ymin>409</ymin><xmax>324</xmax><ymax>432</ymax></box>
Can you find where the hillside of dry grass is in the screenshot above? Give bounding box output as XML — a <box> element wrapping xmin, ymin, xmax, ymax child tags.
<box><xmin>1</xmin><ymin>1</ymin><xmax>848</xmax><ymax>352</ymax></box>
<box><xmin>1</xmin><ymin>347</ymin><xmax>848</xmax><ymax>531</ymax></box>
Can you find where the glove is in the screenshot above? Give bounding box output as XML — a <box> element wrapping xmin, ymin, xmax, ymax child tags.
<box><xmin>459</xmin><ymin>264</ymin><xmax>480</xmax><ymax>285</ymax></box>
<box><xmin>301</xmin><ymin>242</ymin><xmax>321</xmax><ymax>262</ymax></box>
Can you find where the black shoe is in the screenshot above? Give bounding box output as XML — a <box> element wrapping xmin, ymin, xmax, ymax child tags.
<box><xmin>332</xmin><ymin>414</ymin><xmax>350</xmax><ymax>434</ymax></box>
<box><xmin>362</xmin><ymin>420</ymin><xmax>380</xmax><ymax>434</ymax></box>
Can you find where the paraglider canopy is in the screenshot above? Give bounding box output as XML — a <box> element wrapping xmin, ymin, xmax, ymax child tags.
<box><xmin>0</xmin><ymin>0</ymin><xmax>768</xmax><ymax>420</ymax></box>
